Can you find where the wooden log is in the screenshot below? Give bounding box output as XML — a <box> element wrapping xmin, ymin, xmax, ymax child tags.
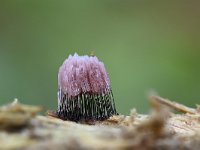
<box><xmin>0</xmin><ymin>96</ymin><xmax>199</xmax><ymax>150</ymax></box>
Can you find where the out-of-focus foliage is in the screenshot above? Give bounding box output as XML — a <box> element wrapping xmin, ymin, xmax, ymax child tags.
<box><xmin>0</xmin><ymin>0</ymin><xmax>199</xmax><ymax>114</ymax></box>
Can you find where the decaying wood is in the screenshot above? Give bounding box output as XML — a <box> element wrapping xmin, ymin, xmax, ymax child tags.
<box><xmin>150</xmin><ymin>95</ymin><xmax>197</xmax><ymax>114</ymax></box>
<box><xmin>0</xmin><ymin>96</ymin><xmax>200</xmax><ymax>150</ymax></box>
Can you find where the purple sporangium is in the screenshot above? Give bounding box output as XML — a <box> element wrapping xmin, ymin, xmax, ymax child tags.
<box><xmin>57</xmin><ymin>53</ymin><xmax>118</xmax><ymax>122</ymax></box>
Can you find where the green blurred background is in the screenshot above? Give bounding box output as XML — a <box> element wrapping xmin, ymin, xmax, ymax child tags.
<box><xmin>0</xmin><ymin>0</ymin><xmax>200</xmax><ymax>114</ymax></box>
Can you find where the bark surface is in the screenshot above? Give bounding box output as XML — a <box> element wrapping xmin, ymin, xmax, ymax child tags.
<box><xmin>0</xmin><ymin>96</ymin><xmax>200</xmax><ymax>150</ymax></box>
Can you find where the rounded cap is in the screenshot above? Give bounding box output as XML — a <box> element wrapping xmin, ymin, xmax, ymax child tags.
<box><xmin>58</xmin><ymin>53</ymin><xmax>110</xmax><ymax>97</ymax></box>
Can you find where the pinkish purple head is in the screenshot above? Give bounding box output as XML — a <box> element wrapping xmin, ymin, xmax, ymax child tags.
<box><xmin>57</xmin><ymin>53</ymin><xmax>117</xmax><ymax>121</ymax></box>
<box><xmin>58</xmin><ymin>53</ymin><xmax>110</xmax><ymax>97</ymax></box>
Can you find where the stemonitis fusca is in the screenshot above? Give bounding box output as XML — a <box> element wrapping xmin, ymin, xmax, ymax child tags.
<box><xmin>50</xmin><ymin>53</ymin><xmax>118</xmax><ymax>122</ymax></box>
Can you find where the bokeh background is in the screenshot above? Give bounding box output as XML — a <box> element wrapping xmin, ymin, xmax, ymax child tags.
<box><xmin>0</xmin><ymin>0</ymin><xmax>200</xmax><ymax>114</ymax></box>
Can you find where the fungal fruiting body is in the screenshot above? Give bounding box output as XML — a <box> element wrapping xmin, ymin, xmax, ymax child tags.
<box><xmin>57</xmin><ymin>53</ymin><xmax>117</xmax><ymax>122</ymax></box>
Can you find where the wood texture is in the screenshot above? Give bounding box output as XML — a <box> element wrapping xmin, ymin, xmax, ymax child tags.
<box><xmin>0</xmin><ymin>96</ymin><xmax>200</xmax><ymax>150</ymax></box>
